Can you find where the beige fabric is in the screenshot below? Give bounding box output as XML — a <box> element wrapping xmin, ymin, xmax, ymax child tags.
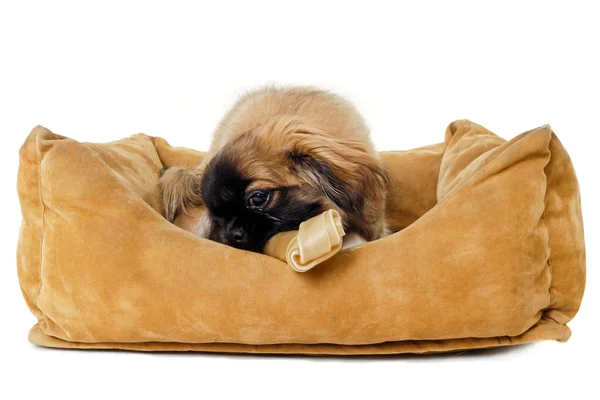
<box><xmin>16</xmin><ymin>120</ymin><xmax>586</xmax><ymax>354</ymax></box>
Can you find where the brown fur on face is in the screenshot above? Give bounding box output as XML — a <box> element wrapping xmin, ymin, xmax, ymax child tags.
<box><xmin>159</xmin><ymin>86</ymin><xmax>389</xmax><ymax>250</ymax></box>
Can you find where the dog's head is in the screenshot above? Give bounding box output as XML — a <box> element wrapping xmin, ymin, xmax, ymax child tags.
<box><xmin>161</xmin><ymin>118</ymin><xmax>388</xmax><ymax>252</ymax></box>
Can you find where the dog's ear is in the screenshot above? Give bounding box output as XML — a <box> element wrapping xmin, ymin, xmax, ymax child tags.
<box><xmin>286</xmin><ymin>133</ymin><xmax>388</xmax><ymax>225</ymax></box>
<box><xmin>157</xmin><ymin>167</ymin><xmax>202</xmax><ymax>222</ymax></box>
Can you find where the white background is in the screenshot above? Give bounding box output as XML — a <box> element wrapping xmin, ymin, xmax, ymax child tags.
<box><xmin>1</xmin><ymin>1</ymin><xmax>598</xmax><ymax>399</ymax></box>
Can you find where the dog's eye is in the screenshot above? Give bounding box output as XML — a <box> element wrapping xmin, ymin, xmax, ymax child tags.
<box><xmin>247</xmin><ymin>190</ymin><xmax>272</xmax><ymax>209</ymax></box>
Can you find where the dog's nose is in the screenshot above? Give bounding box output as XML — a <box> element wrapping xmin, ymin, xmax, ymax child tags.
<box><xmin>226</xmin><ymin>227</ymin><xmax>247</xmax><ymax>245</ymax></box>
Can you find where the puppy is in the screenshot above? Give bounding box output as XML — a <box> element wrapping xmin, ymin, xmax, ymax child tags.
<box><xmin>159</xmin><ymin>87</ymin><xmax>388</xmax><ymax>253</ymax></box>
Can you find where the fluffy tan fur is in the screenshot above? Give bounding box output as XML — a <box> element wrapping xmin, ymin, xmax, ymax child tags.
<box><xmin>159</xmin><ymin>86</ymin><xmax>389</xmax><ymax>241</ymax></box>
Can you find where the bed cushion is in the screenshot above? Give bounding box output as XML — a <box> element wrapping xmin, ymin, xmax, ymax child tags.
<box><xmin>17</xmin><ymin>120</ymin><xmax>585</xmax><ymax>354</ymax></box>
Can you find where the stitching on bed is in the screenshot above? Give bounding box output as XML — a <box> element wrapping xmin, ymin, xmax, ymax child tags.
<box><xmin>541</xmin><ymin>213</ymin><xmax>554</xmax><ymax>309</ymax></box>
<box><xmin>33</xmin><ymin>127</ymin><xmax>47</xmax><ymax>308</ymax></box>
<box><xmin>541</xmin><ymin>135</ymin><xmax>556</xmax><ymax>310</ymax></box>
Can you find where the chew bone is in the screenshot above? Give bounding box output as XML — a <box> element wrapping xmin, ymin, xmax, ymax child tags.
<box><xmin>264</xmin><ymin>210</ymin><xmax>345</xmax><ymax>272</ymax></box>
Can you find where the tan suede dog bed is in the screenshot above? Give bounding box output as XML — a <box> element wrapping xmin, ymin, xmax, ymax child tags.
<box><xmin>17</xmin><ymin>120</ymin><xmax>585</xmax><ymax>355</ymax></box>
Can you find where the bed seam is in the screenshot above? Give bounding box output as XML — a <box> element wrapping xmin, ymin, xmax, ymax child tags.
<box><xmin>33</xmin><ymin>127</ymin><xmax>46</xmax><ymax>310</ymax></box>
<box><xmin>541</xmin><ymin>135</ymin><xmax>556</xmax><ymax>315</ymax></box>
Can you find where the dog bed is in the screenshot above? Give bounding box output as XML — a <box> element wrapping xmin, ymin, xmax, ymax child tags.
<box><xmin>17</xmin><ymin>120</ymin><xmax>585</xmax><ymax>355</ymax></box>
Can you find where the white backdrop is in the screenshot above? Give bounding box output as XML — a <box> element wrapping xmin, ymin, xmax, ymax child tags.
<box><xmin>1</xmin><ymin>1</ymin><xmax>597</xmax><ymax>399</ymax></box>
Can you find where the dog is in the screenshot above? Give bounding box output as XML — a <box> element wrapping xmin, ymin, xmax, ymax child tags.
<box><xmin>159</xmin><ymin>86</ymin><xmax>388</xmax><ymax>253</ymax></box>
